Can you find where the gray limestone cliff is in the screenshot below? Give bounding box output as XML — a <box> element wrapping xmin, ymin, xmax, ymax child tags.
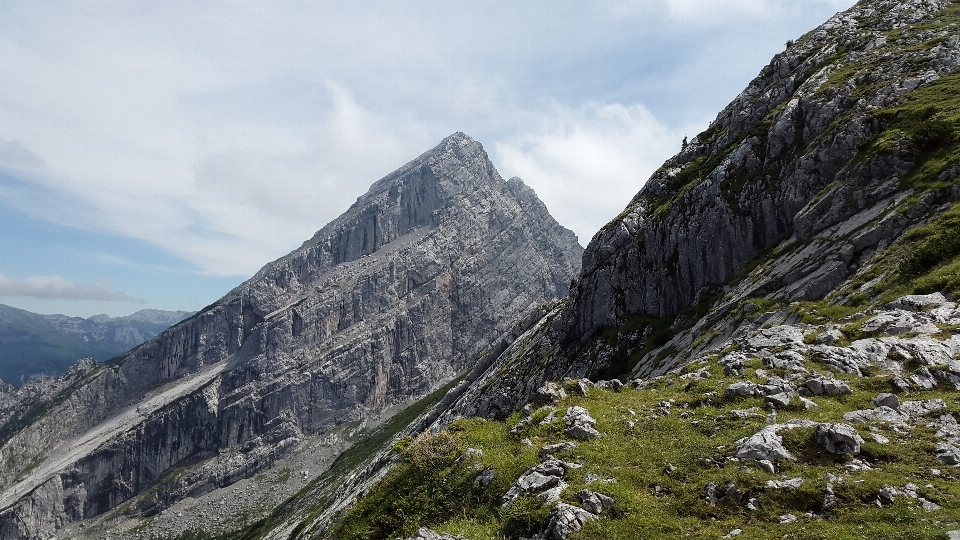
<box><xmin>0</xmin><ymin>133</ymin><xmax>582</xmax><ymax>539</ymax></box>
<box><xmin>447</xmin><ymin>0</ymin><xmax>960</xmax><ymax>420</ymax></box>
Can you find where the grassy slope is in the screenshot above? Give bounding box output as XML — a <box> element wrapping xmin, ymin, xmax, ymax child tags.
<box><xmin>328</xmin><ymin>352</ymin><xmax>960</xmax><ymax>540</ymax></box>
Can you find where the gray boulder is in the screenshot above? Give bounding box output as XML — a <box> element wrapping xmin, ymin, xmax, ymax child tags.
<box><xmin>765</xmin><ymin>392</ymin><xmax>793</xmax><ymax>410</ymax></box>
<box><xmin>843</xmin><ymin>406</ymin><xmax>909</xmax><ymax>424</ymax></box>
<box><xmin>594</xmin><ymin>379</ymin><xmax>625</xmax><ymax>392</ymax></box>
<box><xmin>565</xmin><ymin>406</ymin><xmax>600</xmax><ymax>440</ymax></box>
<box><xmin>725</xmin><ymin>381</ymin><xmax>759</xmax><ymax>399</ymax></box>
<box><xmin>765</xmin><ymin>478</ymin><xmax>804</xmax><ymax>490</ymax></box>
<box><xmin>873</xmin><ymin>393</ymin><xmax>900</xmax><ymax>409</ymax></box>
<box><xmin>535</xmin><ymin>382</ymin><xmax>568</xmax><ymax>404</ymax></box>
<box><xmin>814</xmin><ymin>423</ymin><xmax>864</xmax><ymax>455</ymax></box>
<box><xmin>936</xmin><ymin>443</ymin><xmax>960</xmax><ymax>465</ymax></box>
<box><xmin>539</xmin><ymin>441</ymin><xmax>579</xmax><ymax>459</ymax></box>
<box><xmin>503</xmin><ymin>459</ymin><xmax>569</xmax><ymax>503</ymax></box>
<box><xmin>736</xmin><ymin>426</ymin><xmax>796</xmax><ymax>462</ymax></box>
<box><xmin>900</xmin><ymin>398</ymin><xmax>947</xmax><ymax>417</ymax></box>
<box><xmin>543</xmin><ymin>503</ymin><xmax>597</xmax><ymax>539</ymax></box>
<box><xmin>801</xmin><ymin>375</ymin><xmax>852</xmax><ymax>396</ymax></box>
<box><xmin>861</xmin><ymin>310</ymin><xmax>940</xmax><ymax>335</ymax></box>
<box><xmin>576</xmin><ymin>489</ymin><xmax>615</xmax><ymax>515</ymax></box>
<box><xmin>886</xmin><ymin>293</ymin><xmax>949</xmax><ymax>312</ymax></box>
<box><xmin>475</xmin><ymin>468</ymin><xmax>496</xmax><ymax>488</ymax></box>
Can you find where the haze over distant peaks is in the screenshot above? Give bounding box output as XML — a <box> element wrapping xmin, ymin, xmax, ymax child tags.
<box><xmin>0</xmin><ymin>304</ymin><xmax>192</xmax><ymax>385</ymax></box>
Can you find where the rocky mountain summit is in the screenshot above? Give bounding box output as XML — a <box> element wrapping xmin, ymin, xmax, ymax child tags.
<box><xmin>6</xmin><ymin>0</ymin><xmax>960</xmax><ymax>537</ymax></box>
<box><xmin>0</xmin><ymin>133</ymin><xmax>582</xmax><ymax>539</ymax></box>
<box><xmin>223</xmin><ymin>0</ymin><xmax>960</xmax><ymax>538</ymax></box>
<box><xmin>0</xmin><ymin>304</ymin><xmax>192</xmax><ymax>384</ymax></box>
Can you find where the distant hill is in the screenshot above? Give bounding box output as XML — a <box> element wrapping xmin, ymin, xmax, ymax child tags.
<box><xmin>0</xmin><ymin>304</ymin><xmax>192</xmax><ymax>385</ymax></box>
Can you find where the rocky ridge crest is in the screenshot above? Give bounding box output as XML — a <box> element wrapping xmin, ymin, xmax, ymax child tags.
<box><xmin>0</xmin><ymin>133</ymin><xmax>582</xmax><ymax>540</ymax></box>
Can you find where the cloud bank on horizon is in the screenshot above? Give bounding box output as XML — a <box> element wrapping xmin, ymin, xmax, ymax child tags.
<box><xmin>0</xmin><ymin>0</ymin><xmax>855</xmax><ymax>316</ymax></box>
<box><xmin>0</xmin><ymin>273</ymin><xmax>143</xmax><ymax>302</ymax></box>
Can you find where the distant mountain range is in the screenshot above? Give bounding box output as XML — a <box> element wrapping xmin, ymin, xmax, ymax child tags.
<box><xmin>0</xmin><ymin>304</ymin><xmax>192</xmax><ymax>385</ymax></box>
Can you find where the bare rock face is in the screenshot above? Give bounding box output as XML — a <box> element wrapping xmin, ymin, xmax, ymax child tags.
<box><xmin>440</xmin><ymin>0</ymin><xmax>960</xmax><ymax>420</ymax></box>
<box><xmin>0</xmin><ymin>133</ymin><xmax>582</xmax><ymax>539</ymax></box>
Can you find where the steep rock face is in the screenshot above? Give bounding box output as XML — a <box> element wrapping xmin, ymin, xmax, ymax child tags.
<box><xmin>446</xmin><ymin>0</ymin><xmax>960</xmax><ymax>418</ymax></box>
<box><xmin>566</xmin><ymin>0</ymin><xmax>955</xmax><ymax>338</ymax></box>
<box><xmin>0</xmin><ymin>133</ymin><xmax>582</xmax><ymax>539</ymax></box>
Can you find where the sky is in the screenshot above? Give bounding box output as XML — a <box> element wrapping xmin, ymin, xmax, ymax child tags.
<box><xmin>0</xmin><ymin>0</ymin><xmax>856</xmax><ymax>318</ymax></box>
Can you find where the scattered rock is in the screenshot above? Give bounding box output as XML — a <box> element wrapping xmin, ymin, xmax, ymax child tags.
<box><xmin>539</xmin><ymin>483</ymin><xmax>568</xmax><ymax>506</ymax></box>
<box><xmin>909</xmin><ymin>367</ymin><xmax>938</xmax><ymax>390</ymax></box>
<box><xmin>814</xmin><ymin>423</ymin><xmax>864</xmax><ymax>455</ymax></box>
<box><xmin>936</xmin><ymin>443</ymin><xmax>960</xmax><ymax>465</ymax></box>
<box><xmin>729</xmin><ymin>408</ymin><xmax>763</xmax><ymax>419</ymax></box>
<box><xmin>457</xmin><ymin>448</ymin><xmax>483</xmax><ymax>463</ymax></box>
<box><xmin>861</xmin><ymin>310</ymin><xmax>941</xmax><ymax>335</ymax></box>
<box><xmin>757</xmin><ymin>459</ymin><xmax>776</xmax><ymax>474</ymax></box>
<box><xmin>931</xmin><ymin>413</ymin><xmax>960</xmax><ymax>441</ymax></box>
<box><xmin>542</xmin><ymin>503</ymin><xmax>597</xmax><ymax>539</ymax></box>
<box><xmin>565</xmin><ymin>406</ymin><xmax>601</xmax><ymax>440</ymax></box>
<box><xmin>717</xmin><ymin>482</ymin><xmax>744</xmax><ymax>506</ymax></box>
<box><xmin>576</xmin><ymin>489</ymin><xmax>614</xmax><ymax>515</ymax></box>
<box><xmin>799</xmin><ymin>396</ymin><xmax>818</xmax><ymax>410</ymax></box>
<box><xmin>779</xmin><ymin>513</ymin><xmax>797</xmax><ymax>524</ymax></box>
<box><xmin>815</xmin><ymin>328</ymin><xmax>844</xmax><ymax>345</ymax></box>
<box><xmin>872</xmin><ymin>393</ymin><xmax>900</xmax><ymax>409</ymax></box>
<box><xmin>900</xmin><ymin>399</ymin><xmax>946</xmax><ymax>417</ymax></box>
<box><xmin>503</xmin><ymin>459</ymin><xmax>570</xmax><ymax>503</ymax></box>
<box><xmin>920</xmin><ymin>498</ymin><xmax>942</xmax><ymax>512</ymax></box>
<box><xmin>725</xmin><ymin>381</ymin><xmax>760</xmax><ymax>399</ymax></box>
<box><xmin>800</xmin><ymin>375</ymin><xmax>852</xmax><ymax>396</ymax></box>
<box><xmin>594</xmin><ymin>379</ymin><xmax>624</xmax><ymax>392</ymax></box>
<box><xmin>765</xmin><ymin>392</ymin><xmax>792</xmax><ymax>410</ymax></box>
<box><xmin>878</xmin><ymin>486</ymin><xmax>897</xmax><ymax>505</ymax></box>
<box><xmin>843</xmin><ymin>406</ymin><xmax>909</xmax><ymax>424</ymax></box>
<box><xmin>539</xmin><ymin>442</ymin><xmax>579</xmax><ymax>459</ymax></box>
<box><xmin>736</xmin><ymin>425</ymin><xmax>797</xmax><ymax>463</ymax></box>
<box><xmin>765</xmin><ymin>478</ymin><xmax>804</xmax><ymax>490</ymax></box>
<box><xmin>706</xmin><ymin>482</ymin><xmax>717</xmax><ymax>507</ymax></box>
<box><xmin>886</xmin><ymin>293</ymin><xmax>949</xmax><ymax>312</ymax></box>
<box><xmin>535</xmin><ymin>382</ymin><xmax>567</xmax><ymax>404</ymax></box>
<box><xmin>475</xmin><ymin>468</ymin><xmax>496</xmax><ymax>488</ymax></box>
<box><xmin>582</xmin><ymin>473</ymin><xmax>616</xmax><ymax>485</ymax></box>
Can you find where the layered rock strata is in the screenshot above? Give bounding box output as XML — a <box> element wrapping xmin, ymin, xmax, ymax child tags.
<box><xmin>0</xmin><ymin>133</ymin><xmax>582</xmax><ymax>539</ymax></box>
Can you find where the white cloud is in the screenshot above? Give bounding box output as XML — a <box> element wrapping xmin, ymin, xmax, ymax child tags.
<box><xmin>495</xmin><ymin>101</ymin><xmax>685</xmax><ymax>245</ymax></box>
<box><xmin>1</xmin><ymin>81</ymin><xmax>429</xmax><ymax>277</ymax></box>
<box><xmin>613</xmin><ymin>0</ymin><xmax>855</xmax><ymax>25</ymax></box>
<box><xmin>0</xmin><ymin>0</ymin><xmax>858</xmax><ymax>281</ymax></box>
<box><xmin>0</xmin><ymin>274</ymin><xmax>143</xmax><ymax>302</ymax></box>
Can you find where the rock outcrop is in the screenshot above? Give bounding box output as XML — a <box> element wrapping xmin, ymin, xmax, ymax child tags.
<box><xmin>439</xmin><ymin>0</ymin><xmax>960</xmax><ymax>420</ymax></box>
<box><xmin>0</xmin><ymin>133</ymin><xmax>582</xmax><ymax>539</ymax></box>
